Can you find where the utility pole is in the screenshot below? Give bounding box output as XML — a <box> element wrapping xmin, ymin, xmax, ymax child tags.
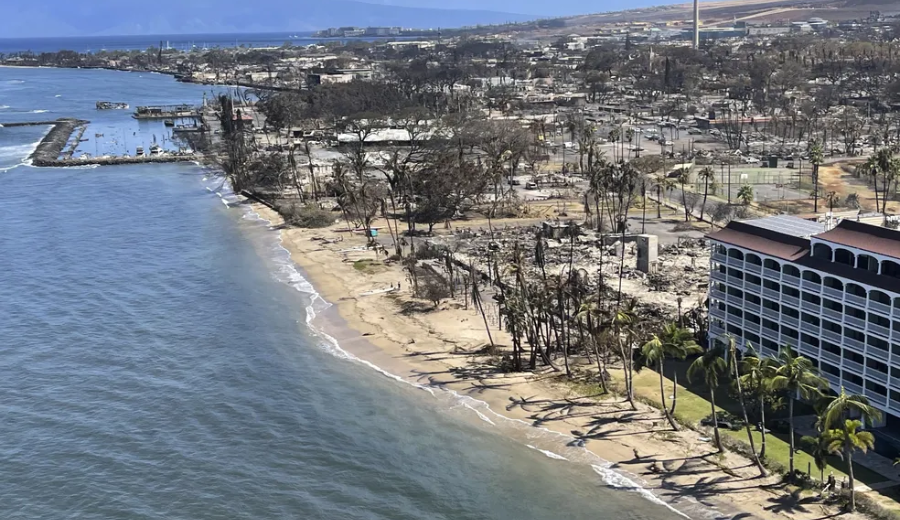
<box><xmin>693</xmin><ymin>0</ymin><xmax>700</xmax><ymax>49</ymax></box>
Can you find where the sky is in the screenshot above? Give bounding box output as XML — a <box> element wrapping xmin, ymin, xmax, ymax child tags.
<box><xmin>1</xmin><ymin>0</ymin><xmax>690</xmax><ymax>38</ymax></box>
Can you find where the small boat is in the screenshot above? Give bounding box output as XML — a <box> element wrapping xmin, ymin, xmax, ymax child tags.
<box><xmin>149</xmin><ymin>144</ymin><xmax>163</xmax><ymax>156</ymax></box>
<box><xmin>136</xmin><ymin>146</ymin><xmax>145</xmax><ymax>157</ymax></box>
<box><xmin>163</xmin><ymin>119</ymin><xmax>175</xmax><ymax>127</ymax></box>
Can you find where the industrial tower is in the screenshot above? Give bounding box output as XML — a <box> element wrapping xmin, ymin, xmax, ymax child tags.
<box><xmin>693</xmin><ymin>0</ymin><xmax>700</xmax><ymax>49</ymax></box>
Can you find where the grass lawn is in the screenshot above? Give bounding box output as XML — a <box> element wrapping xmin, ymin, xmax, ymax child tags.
<box><xmin>626</xmin><ymin>368</ymin><xmax>890</xmax><ymax>486</ymax></box>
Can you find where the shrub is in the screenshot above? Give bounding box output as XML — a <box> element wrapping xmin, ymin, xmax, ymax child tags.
<box><xmin>276</xmin><ymin>202</ymin><xmax>335</xmax><ymax>228</ymax></box>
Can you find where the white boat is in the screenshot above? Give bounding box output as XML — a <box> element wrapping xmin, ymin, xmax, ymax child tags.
<box><xmin>149</xmin><ymin>144</ymin><xmax>163</xmax><ymax>156</ymax></box>
<box><xmin>136</xmin><ymin>146</ymin><xmax>144</xmax><ymax>157</ymax></box>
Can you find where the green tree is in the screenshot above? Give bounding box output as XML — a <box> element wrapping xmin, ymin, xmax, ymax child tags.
<box><xmin>768</xmin><ymin>348</ymin><xmax>828</xmax><ymax>477</ymax></box>
<box><xmin>641</xmin><ymin>323</ymin><xmax>701</xmax><ymax>430</ymax></box>
<box><xmin>687</xmin><ymin>343</ymin><xmax>728</xmax><ymax>452</ymax></box>
<box><xmin>737</xmin><ymin>184</ymin><xmax>754</xmax><ymax>206</ymax></box>
<box><xmin>819</xmin><ymin>386</ymin><xmax>882</xmax><ymax>432</ymax></box>
<box><xmin>800</xmin><ymin>434</ymin><xmax>830</xmax><ymax>483</ymax></box>
<box><xmin>824</xmin><ymin>419</ymin><xmax>875</xmax><ymax>511</ymax></box>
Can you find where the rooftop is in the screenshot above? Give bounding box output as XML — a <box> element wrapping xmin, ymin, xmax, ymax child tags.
<box><xmin>743</xmin><ymin>215</ymin><xmax>825</xmax><ymax>238</ymax></box>
<box><xmin>815</xmin><ymin>219</ymin><xmax>900</xmax><ymax>258</ymax></box>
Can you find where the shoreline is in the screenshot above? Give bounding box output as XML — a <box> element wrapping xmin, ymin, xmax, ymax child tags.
<box><xmin>244</xmin><ymin>199</ymin><xmax>868</xmax><ymax>520</ymax></box>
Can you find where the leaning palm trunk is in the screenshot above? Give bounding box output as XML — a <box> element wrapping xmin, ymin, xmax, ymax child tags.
<box><xmin>710</xmin><ymin>387</ymin><xmax>722</xmax><ymax>452</ymax></box>
<box><xmin>658</xmin><ymin>358</ymin><xmax>679</xmax><ymax>430</ymax></box>
<box><xmin>847</xmin><ymin>446</ymin><xmax>857</xmax><ymax>511</ymax></box>
<box><xmin>759</xmin><ymin>398</ymin><xmax>767</xmax><ymax>460</ymax></box>
<box><xmin>788</xmin><ymin>398</ymin><xmax>796</xmax><ymax>476</ymax></box>
<box><xmin>733</xmin><ymin>361</ymin><xmax>766</xmax><ymax>475</ymax></box>
<box><xmin>670</xmin><ymin>371</ymin><xmax>679</xmax><ymax>416</ymax></box>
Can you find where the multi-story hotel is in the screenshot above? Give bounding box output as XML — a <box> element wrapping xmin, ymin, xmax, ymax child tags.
<box><xmin>707</xmin><ymin>215</ymin><xmax>900</xmax><ymax>427</ymax></box>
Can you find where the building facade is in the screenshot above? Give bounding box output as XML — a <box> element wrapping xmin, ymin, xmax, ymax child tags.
<box><xmin>707</xmin><ymin>216</ymin><xmax>900</xmax><ymax>426</ymax></box>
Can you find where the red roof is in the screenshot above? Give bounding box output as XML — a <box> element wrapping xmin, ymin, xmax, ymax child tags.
<box><xmin>707</xmin><ymin>221</ymin><xmax>810</xmax><ymax>261</ymax></box>
<box><xmin>815</xmin><ymin>219</ymin><xmax>900</xmax><ymax>259</ymax></box>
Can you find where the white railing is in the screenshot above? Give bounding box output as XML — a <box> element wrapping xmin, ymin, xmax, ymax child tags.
<box><xmin>762</xmin><ymin>327</ymin><xmax>779</xmax><ymax>341</ymax></box>
<box><xmin>781</xmin><ymin>273</ymin><xmax>800</xmax><ymax>286</ymax></box>
<box><xmin>821</xmin><ymin>350</ymin><xmax>841</xmax><ymax>365</ymax></box>
<box><xmin>866</xmin><ymin>368</ymin><xmax>888</xmax><ymax>384</ymax></box>
<box><xmin>744</xmin><ymin>283</ymin><xmax>761</xmax><ymax>294</ymax></box>
<box><xmin>782</xmin><ymin>315</ymin><xmax>799</xmax><ymax>329</ymax></box>
<box><xmin>822</xmin><ymin>307</ymin><xmax>843</xmax><ymax>322</ymax></box>
<box><xmin>802</xmin><ymin>302</ymin><xmax>822</xmax><ymax>315</ymax></box>
<box><xmin>728</xmin><ymin>275</ymin><xmax>744</xmax><ymax>287</ymax></box>
<box><xmin>745</xmin><ymin>263</ymin><xmax>762</xmax><ymax>274</ymax></box>
<box><xmin>845</xmin><ymin>315</ymin><xmax>866</xmax><ymax>331</ymax></box>
<box><xmin>869</xmin><ymin>300</ymin><xmax>892</xmax><ymax>317</ymax></box>
<box><xmin>782</xmin><ymin>295</ymin><xmax>800</xmax><ymax>308</ymax></box>
<box><xmin>745</xmin><ymin>302</ymin><xmax>760</xmax><ymax>315</ymax></box>
<box><xmin>727</xmin><ymin>256</ymin><xmax>743</xmax><ymax>267</ymax></box>
<box><xmin>846</xmin><ymin>293</ymin><xmax>867</xmax><ymax>308</ymax></box>
<box><xmin>762</xmin><ymin>307</ymin><xmax>779</xmax><ymax>320</ymax></box>
<box><xmin>802</xmin><ymin>280</ymin><xmax>822</xmax><ymax>293</ymax></box>
<box><xmin>764</xmin><ymin>268</ymin><xmax>781</xmax><ymax>280</ymax></box>
<box><xmin>763</xmin><ymin>288</ymin><xmax>780</xmax><ymax>301</ymax></box>
<box><xmin>843</xmin><ymin>359</ymin><xmax>864</xmax><ymax>375</ymax></box>
<box><xmin>801</xmin><ymin>321</ymin><xmax>820</xmax><ymax>335</ymax></box>
<box><xmin>844</xmin><ymin>381</ymin><xmax>864</xmax><ymax>396</ymax></box>
<box><xmin>711</xmin><ymin>252</ymin><xmax>727</xmax><ymax>264</ymax></box>
<box><xmin>844</xmin><ymin>337</ymin><xmax>865</xmax><ymax>353</ymax></box>
<box><xmin>864</xmin><ymin>390</ymin><xmax>887</xmax><ymax>407</ymax></box>
<box><xmin>711</xmin><ymin>270</ymin><xmax>726</xmax><ymax>282</ymax></box>
<box><xmin>823</xmin><ymin>287</ymin><xmax>843</xmax><ymax>301</ymax></box>
<box><xmin>869</xmin><ymin>323</ymin><xmax>891</xmax><ymax>339</ymax></box>
<box><xmin>821</xmin><ymin>329</ymin><xmax>842</xmax><ymax>344</ymax></box>
<box><xmin>868</xmin><ymin>347</ymin><xmax>890</xmax><ymax>362</ymax></box>
<box><xmin>710</xmin><ymin>289</ymin><xmax>726</xmax><ymax>301</ymax></box>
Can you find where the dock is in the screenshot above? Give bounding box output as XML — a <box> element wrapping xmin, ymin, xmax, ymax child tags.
<box><xmin>39</xmin><ymin>155</ymin><xmax>197</xmax><ymax>167</ymax></box>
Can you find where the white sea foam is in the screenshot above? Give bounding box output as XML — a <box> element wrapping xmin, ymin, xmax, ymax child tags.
<box><xmin>592</xmin><ymin>464</ymin><xmax>690</xmax><ymax>518</ymax></box>
<box><xmin>0</xmin><ymin>105</ymin><xmax>9</xmax><ymax>110</ymax></box>
<box><xmin>30</xmin><ymin>109</ymin><xmax>49</xmax><ymax>114</ymax></box>
<box><xmin>218</xmin><ymin>182</ymin><xmax>698</xmax><ymax>519</ymax></box>
<box><xmin>527</xmin><ymin>445</ymin><xmax>569</xmax><ymax>461</ymax></box>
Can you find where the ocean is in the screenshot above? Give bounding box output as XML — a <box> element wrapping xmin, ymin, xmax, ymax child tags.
<box><xmin>0</xmin><ymin>67</ymin><xmax>686</xmax><ymax>519</ymax></box>
<box><xmin>0</xmin><ymin>32</ymin><xmax>389</xmax><ymax>55</ymax></box>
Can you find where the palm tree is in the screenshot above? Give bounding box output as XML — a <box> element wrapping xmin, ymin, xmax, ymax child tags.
<box><xmin>768</xmin><ymin>348</ymin><xmax>828</xmax><ymax>477</ymax></box>
<box><xmin>612</xmin><ymin>302</ymin><xmax>638</xmax><ymax>410</ymax></box>
<box><xmin>809</xmin><ymin>139</ymin><xmax>824</xmax><ymax>213</ymax></box>
<box><xmin>801</xmin><ymin>434</ymin><xmax>830</xmax><ymax>483</ymax></box>
<box><xmin>677</xmin><ymin>169</ymin><xmax>692</xmax><ymax>221</ymax></box>
<box><xmin>698</xmin><ymin>166</ymin><xmax>715</xmax><ymax>220</ymax></box>
<box><xmin>740</xmin><ymin>346</ymin><xmax>774</xmax><ymax>459</ymax></box>
<box><xmin>819</xmin><ymin>386</ymin><xmax>882</xmax><ymax>432</ymax></box>
<box><xmin>641</xmin><ymin>323</ymin><xmax>701</xmax><ymax>431</ymax></box>
<box><xmin>688</xmin><ymin>343</ymin><xmax>728</xmax><ymax>452</ymax></box>
<box><xmin>651</xmin><ymin>173</ymin><xmax>675</xmax><ymax>218</ymax></box>
<box><xmin>824</xmin><ymin>419</ymin><xmax>875</xmax><ymax>511</ymax></box>
<box><xmin>737</xmin><ymin>184</ymin><xmax>754</xmax><ymax>206</ymax></box>
<box><xmin>726</xmin><ymin>337</ymin><xmax>766</xmax><ymax>476</ymax></box>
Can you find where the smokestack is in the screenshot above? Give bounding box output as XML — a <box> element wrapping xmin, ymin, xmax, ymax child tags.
<box><xmin>693</xmin><ymin>0</ymin><xmax>700</xmax><ymax>49</ymax></box>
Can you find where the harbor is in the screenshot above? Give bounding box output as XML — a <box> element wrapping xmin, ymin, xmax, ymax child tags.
<box><xmin>1</xmin><ymin>117</ymin><xmax>202</xmax><ymax>167</ymax></box>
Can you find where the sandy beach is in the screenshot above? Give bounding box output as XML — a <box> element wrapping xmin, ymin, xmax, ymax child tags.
<box><xmin>251</xmin><ymin>201</ymin><xmax>866</xmax><ymax>520</ymax></box>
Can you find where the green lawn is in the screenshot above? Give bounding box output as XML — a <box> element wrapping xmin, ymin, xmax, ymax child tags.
<box><xmin>627</xmin><ymin>368</ymin><xmax>890</xmax><ymax>486</ymax></box>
